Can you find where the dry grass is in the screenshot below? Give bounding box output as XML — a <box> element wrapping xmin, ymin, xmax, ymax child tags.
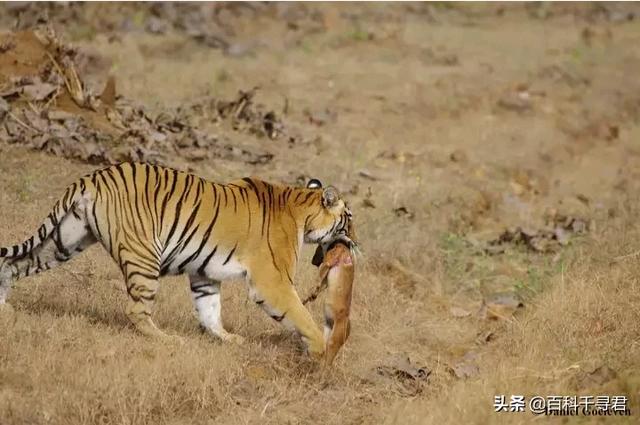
<box><xmin>1</xmin><ymin>152</ymin><xmax>639</xmax><ymax>425</ymax></box>
<box><xmin>387</xmin><ymin>210</ymin><xmax>640</xmax><ymax>424</ymax></box>
<box><xmin>2</xmin><ymin>3</ymin><xmax>640</xmax><ymax>425</ymax></box>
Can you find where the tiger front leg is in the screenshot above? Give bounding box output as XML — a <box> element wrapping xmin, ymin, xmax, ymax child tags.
<box><xmin>250</xmin><ymin>274</ymin><xmax>325</xmax><ymax>358</ymax></box>
<box><xmin>189</xmin><ymin>276</ymin><xmax>244</xmax><ymax>345</ymax></box>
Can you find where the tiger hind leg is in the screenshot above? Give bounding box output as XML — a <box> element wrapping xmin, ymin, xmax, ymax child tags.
<box><xmin>0</xmin><ymin>205</ymin><xmax>96</xmax><ymax>306</ymax></box>
<box><xmin>120</xmin><ymin>255</ymin><xmax>181</xmax><ymax>342</ymax></box>
<box><xmin>189</xmin><ymin>275</ymin><xmax>244</xmax><ymax>344</ymax></box>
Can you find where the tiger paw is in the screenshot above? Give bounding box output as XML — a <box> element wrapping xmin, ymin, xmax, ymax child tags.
<box><xmin>306</xmin><ymin>343</ymin><xmax>326</xmax><ymax>361</ymax></box>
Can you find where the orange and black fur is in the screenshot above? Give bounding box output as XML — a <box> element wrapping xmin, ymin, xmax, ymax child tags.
<box><xmin>0</xmin><ymin>163</ymin><xmax>352</xmax><ymax>356</ymax></box>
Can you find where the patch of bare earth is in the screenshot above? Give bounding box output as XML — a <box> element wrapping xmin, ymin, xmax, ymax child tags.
<box><xmin>1</xmin><ymin>3</ymin><xmax>640</xmax><ymax>424</ymax></box>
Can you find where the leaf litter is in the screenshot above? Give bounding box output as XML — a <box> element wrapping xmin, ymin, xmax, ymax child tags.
<box><xmin>483</xmin><ymin>213</ymin><xmax>591</xmax><ymax>255</ymax></box>
<box><xmin>447</xmin><ymin>350</ymin><xmax>480</xmax><ymax>380</ymax></box>
<box><xmin>0</xmin><ymin>28</ymin><xmax>298</xmax><ymax>167</ymax></box>
<box><xmin>371</xmin><ymin>354</ymin><xmax>431</xmax><ymax>397</ymax></box>
<box><xmin>479</xmin><ymin>292</ymin><xmax>524</xmax><ymax>321</ymax></box>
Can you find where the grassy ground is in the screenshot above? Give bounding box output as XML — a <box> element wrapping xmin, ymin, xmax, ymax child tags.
<box><xmin>1</xmin><ymin>3</ymin><xmax>640</xmax><ymax>424</ymax></box>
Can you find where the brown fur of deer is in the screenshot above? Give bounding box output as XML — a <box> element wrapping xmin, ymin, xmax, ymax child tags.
<box><xmin>315</xmin><ymin>240</ymin><xmax>355</xmax><ymax>366</ymax></box>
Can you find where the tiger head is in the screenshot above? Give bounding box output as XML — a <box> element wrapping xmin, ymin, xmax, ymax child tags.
<box><xmin>303</xmin><ymin>179</ymin><xmax>354</xmax><ymax>246</ymax></box>
<box><xmin>303</xmin><ymin>179</ymin><xmax>358</xmax><ymax>268</ymax></box>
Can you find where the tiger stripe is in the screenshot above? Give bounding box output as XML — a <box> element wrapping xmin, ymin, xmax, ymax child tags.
<box><xmin>0</xmin><ymin>163</ymin><xmax>353</xmax><ymax>357</ymax></box>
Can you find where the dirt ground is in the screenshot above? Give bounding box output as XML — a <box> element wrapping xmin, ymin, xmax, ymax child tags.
<box><xmin>1</xmin><ymin>3</ymin><xmax>640</xmax><ymax>425</ymax></box>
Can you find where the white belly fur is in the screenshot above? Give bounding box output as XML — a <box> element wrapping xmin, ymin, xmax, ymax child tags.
<box><xmin>200</xmin><ymin>256</ymin><xmax>246</xmax><ymax>281</ymax></box>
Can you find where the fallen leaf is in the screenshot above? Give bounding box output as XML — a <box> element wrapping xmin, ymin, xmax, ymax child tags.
<box><xmin>362</xmin><ymin>198</ymin><xmax>376</xmax><ymax>208</ymax></box>
<box><xmin>22</xmin><ymin>82</ymin><xmax>57</xmax><ymax>101</ymax></box>
<box><xmin>374</xmin><ymin>353</ymin><xmax>431</xmax><ymax>397</ymax></box>
<box><xmin>480</xmin><ymin>292</ymin><xmax>523</xmax><ymax>320</ymax></box>
<box><xmin>449</xmin><ymin>360</ymin><xmax>479</xmax><ymax>379</ymax></box>
<box><xmin>393</xmin><ymin>206</ymin><xmax>414</xmax><ymax>219</ymax></box>
<box><xmin>572</xmin><ymin>365</ymin><xmax>618</xmax><ymax>390</ymax></box>
<box><xmin>483</xmin><ymin>214</ymin><xmax>590</xmax><ymax>255</ymax></box>
<box><xmin>576</xmin><ymin>193</ymin><xmax>590</xmax><ymax>205</ymax></box>
<box><xmin>358</xmin><ymin>169</ymin><xmax>379</xmax><ymax>181</ymax></box>
<box><xmin>0</xmin><ymin>86</ymin><xmax>22</xmax><ymax>98</ymax></box>
<box><xmin>99</xmin><ymin>76</ymin><xmax>117</xmax><ymax>107</ymax></box>
<box><xmin>585</xmin><ymin>365</ymin><xmax>617</xmax><ymax>386</ymax></box>
<box><xmin>376</xmin><ymin>355</ymin><xmax>431</xmax><ymax>381</ymax></box>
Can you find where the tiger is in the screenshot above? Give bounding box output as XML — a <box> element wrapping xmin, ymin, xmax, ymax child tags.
<box><xmin>0</xmin><ymin>163</ymin><xmax>353</xmax><ymax>357</ymax></box>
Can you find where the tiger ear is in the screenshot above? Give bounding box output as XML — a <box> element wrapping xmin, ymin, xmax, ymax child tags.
<box><xmin>322</xmin><ymin>186</ymin><xmax>339</xmax><ymax>208</ymax></box>
<box><xmin>307</xmin><ymin>179</ymin><xmax>322</xmax><ymax>189</ymax></box>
